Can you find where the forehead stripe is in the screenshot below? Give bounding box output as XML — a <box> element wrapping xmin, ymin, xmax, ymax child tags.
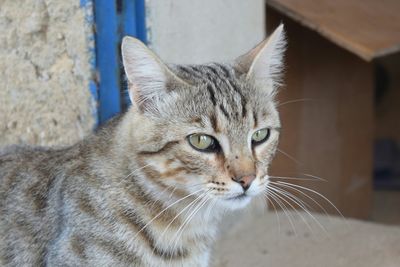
<box><xmin>206</xmin><ymin>65</ymin><xmax>220</xmax><ymax>77</ymax></box>
<box><xmin>209</xmin><ymin>113</ymin><xmax>219</xmax><ymax>132</ymax></box>
<box><xmin>253</xmin><ymin>110</ymin><xmax>258</xmax><ymax>128</ymax></box>
<box><xmin>178</xmin><ymin>65</ymin><xmax>202</xmax><ymax>79</ymax></box>
<box><xmin>225</xmin><ymin>79</ymin><xmax>247</xmax><ymax>118</ymax></box>
<box><xmin>215</xmin><ymin>63</ymin><xmax>231</xmax><ymax>77</ymax></box>
<box><xmin>218</xmin><ymin>103</ymin><xmax>230</xmax><ymax>119</ymax></box>
<box><xmin>206</xmin><ymin>84</ymin><xmax>217</xmax><ymax>106</ymax></box>
<box><xmin>177</xmin><ymin>65</ymin><xmax>190</xmax><ymax>74</ymax></box>
<box><xmin>190</xmin><ymin>65</ymin><xmax>205</xmax><ymax>76</ymax></box>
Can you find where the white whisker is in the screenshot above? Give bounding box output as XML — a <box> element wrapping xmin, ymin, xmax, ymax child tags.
<box><xmin>269</xmin><ymin>184</ymin><xmax>328</xmax><ymax>235</ymax></box>
<box><xmin>123</xmin><ymin>164</ymin><xmax>151</xmax><ymax>180</ymax></box>
<box><xmin>277</xmin><ymin>98</ymin><xmax>315</xmax><ymax>107</ymax></box>
<box><xmin>276</xmin><ymin>148</ymin><xmax>303</xmax><ymax>166</ymax></box>
<box><xmin>264</xmin><ymin>189</ymin><xmax>297</xmax><ymax>236</ymax></box>
<box><xmin>276</xmin><ymin>181</ymin><xmax>345</xmax><ymax>220</ymax></box>
<box><xmin>268</xmin><ymin>186</ymin><xmax>315</xmax><ymax>234</ymax></box>
<box><xmin>269</xmin><ymin>175</ymin><xmax>325</xmax><ymax>182</ymax></box>
<box><xmin>156</xmin><ymin>190</ymin><xmax>210</xmax><ymax>259</ymax></box>
<box><xmin>158</xmin><ymin>190</ymin><xmax>210</xmax><ymax>243</ymax></box>
<box><xmin>133</xmin><ymin>188</ymin><xmax>204</xmax><ymax>241</ymax></box>
<box><xmin>300</xmin><ymin>173</ymin><xmax>328</xmax><ymax>182</ymax></box>
<box><xmin>168</xmin><ymin>195</ymin><xmax>210</xmax><ymax>264</ymax></box>
<box><xmin>264</xmin><ymin>191</ymin><xmax>281</xmax><ymax>235</ymax></box>
<box><xmin>271</xmin><ymin>181</ymin><xmax>331</xmax><ymax>218</ymax></box>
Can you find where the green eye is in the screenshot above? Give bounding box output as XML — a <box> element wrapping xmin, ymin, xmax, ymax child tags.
<box><xmin>188</xmin><ymin>134</ymin><xmax>219</xmax><ymax>152</ymax></box>
<box><xmin>251</xmin><ymin>128</ymin><xmax>270</xmax><ymax>145</ymax></box>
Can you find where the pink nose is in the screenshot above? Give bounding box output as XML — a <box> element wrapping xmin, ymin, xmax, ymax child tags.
<box><xmin>232</xmin><ymin>175</ymin><xmax>256</xmax><ymax>191</ymax></box>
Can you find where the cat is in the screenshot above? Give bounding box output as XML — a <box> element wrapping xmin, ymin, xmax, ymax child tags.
<box><xmin>0</xmin><ymin>24</ymin><xmax>286</xmax><ymax>267</ymax></box>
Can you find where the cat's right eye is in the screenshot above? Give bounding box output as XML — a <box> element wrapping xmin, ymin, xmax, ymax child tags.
<box><xmin>251</xmin><ymin>128</ymin><xmax>270</xmax><ymax>146</ymax></box>
<box><xmin>187</xmin><ymin>134</ymin><xmax>220</xmax><ymax>152</ymax></box>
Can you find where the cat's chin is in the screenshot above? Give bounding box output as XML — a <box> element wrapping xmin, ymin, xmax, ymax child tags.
<box><xmin>218</xmin><ymin>194</ymin><xmax>253</xmax><ymax>210</ymax></box>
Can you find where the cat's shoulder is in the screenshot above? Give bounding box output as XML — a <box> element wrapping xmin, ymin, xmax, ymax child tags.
<box><xmin>0</xmin><ymin>144</ymin><xmax>53</xmax><ymax>161</ymax></box>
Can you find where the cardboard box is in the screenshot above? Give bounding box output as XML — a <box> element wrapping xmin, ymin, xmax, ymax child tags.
<box><xmin>267</xmin><ymin>0</ymin><xmax>400</xmax><ymax>219</ymax></box>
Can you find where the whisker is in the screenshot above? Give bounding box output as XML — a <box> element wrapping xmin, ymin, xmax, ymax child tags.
<box><xmin>264</xmin><ymin>189</ymin><xmax>297</xmax><ymax>236</ymax></box>
<box><xmin>168</xmin><ymin>186</ymin><xmax>178</xmax><ymax>198</ymax></box>
<box><xmin>132</xmin><ymin>188</ymin><xmax>204</xmax><ymax>241</ymax></box>
<box><xmin>269</xmin><ymin>184</ymin><xmax>328</xmax><ymax>235</ymax></box>
<box><xmin>268</xmin><ymin>186</ymin><xmax>315</xmax><ymax>234</ymax></box>
<box><xmin>163</xmin><ymin>182</ymin><xmax>208</xmax><ymax>198</ymax></box>
<box><xmin>155</xmin><ymin>190</ymin><xmax>210</xmax><ymax>258</ymax></box>
<box><xmin>269</xmin><ymin>175</ymin><xmax>326</xmax><ymax>182</ymax></box>
<box><xmin>123</xmin><ymin>164</ymin><xmax>151</xmax><ymax>180</ymax></box>
<box><xmin>147</xmin><ymin>185</ymin><xmax>174</xmax><ymax>210</ymax></box>
<box><xmin>271</xmin><ymin>181</ymin><xmax>331</xmax><ymax>218</ymax></box>
<box><xmin>277</xmin><ymin>98</ymin><xmax>315</xmax><ymax>107</ymax></box>
<box><xmin>264</xmin><ymin>193</ymin><xmax>281</xmax><ymax>235</ymax></box>
<box><xmin>98</xmin><ymin>164</ymin><xmax>152</xmax><ymax>190</ymax></box>
<box><xmin>276</xmin><ymin>148</ymin><xmax>303</xmax><ymax>166</ymax></box>
<box><xmin>164</xmin><ymin>196</ymin><xmax>205</xmax><ymax>262</ymax></box>
<box><xmin>269</xmin><ymin>185</ymin><xmax>309</xmax><ymax>210</ymax></box>
<box><xmin>276</xmin><ymin>181</ymin><xmax>345</xmax><ymax>220</ymax></box>
<box><xmin>186</xmin><ymin>182</ymin><xmax>209</xmax><ymax>188</ymax></box>
<box><xmin>169</xmin><ymin>195</ymin><xmax>210</xmax><ymax>264</ymax></box>
<box><xmin>300</xmin><ymin>173</ymin><xmax>328</xmax><ymax>182</ymax></box>
<box><xmin>172</xmin><ymin>196</ymin><xmax>210</xmax><ymax>246</ymax></box>
<box><xmin>158</xmin><ymin>190</ymin><xmax>210</xmax><ymax>241</ymax></box>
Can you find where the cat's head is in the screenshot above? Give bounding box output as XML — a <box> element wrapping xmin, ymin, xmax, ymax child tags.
<box><xmin>121</xmin><ymin>25</ymin><xmax>286</xmax><ymax>210</ymax></box>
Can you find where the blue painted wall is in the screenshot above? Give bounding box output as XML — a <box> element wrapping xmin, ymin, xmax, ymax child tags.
<box><xmin>90</xmin><ymin>0</ymin><xmax>147</xmax><ymax>124</ymax></box>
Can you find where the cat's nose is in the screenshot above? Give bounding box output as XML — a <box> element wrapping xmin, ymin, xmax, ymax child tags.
<box><xmin>232</xmin><ymin>174</ymin><xmax>256</xmax><ymax>191</ymax></box>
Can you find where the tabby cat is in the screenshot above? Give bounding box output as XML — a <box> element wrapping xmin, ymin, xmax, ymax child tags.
<box><xmin>0</xmin><ymin>25</ymin><xmax>286</xmax><ymax>266</ymax></box>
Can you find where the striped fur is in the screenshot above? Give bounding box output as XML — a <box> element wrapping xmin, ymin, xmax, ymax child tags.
<box><xmin>0</xmin><ymin>25</ymin><xmax>286</xmax><ymax>266</ymax></box>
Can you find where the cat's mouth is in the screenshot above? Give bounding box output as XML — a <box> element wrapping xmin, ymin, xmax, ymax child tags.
<box><xmin>221</xmin><ymin>192</ymin><xmax>252</xmax><ymax>209</ymax></box>
<box><xmin>226</xmin><ymin>193</ymin><xmax>248</xmax><ymax>201</ymax></box>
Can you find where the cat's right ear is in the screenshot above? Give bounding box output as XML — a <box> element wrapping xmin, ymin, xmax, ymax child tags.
<box><xmin>234</xmin><ymin>24</ymin><xmax>286</xmax><ymax>94</ymax></box>
<box><xmin>121</xmin><ymin>37</ymin><xmax>188</xmax><ymax>113</ymax></box>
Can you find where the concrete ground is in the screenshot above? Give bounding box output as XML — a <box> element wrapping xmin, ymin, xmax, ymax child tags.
<box><xmin>212</xmin><ymin>210</ymin><xmax>400</xmax><ymax>267</ymax></box>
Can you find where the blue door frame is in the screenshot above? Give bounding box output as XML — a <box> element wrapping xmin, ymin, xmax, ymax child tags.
<box><xmin>86</xmin><ymin>0</ymin><xmax>147</xmax><ymax>125</ymax></box>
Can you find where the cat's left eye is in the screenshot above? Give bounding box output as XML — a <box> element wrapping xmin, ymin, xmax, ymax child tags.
<box><xmin>187</xmin><ymin>134</ymin><xmax>220</xmax><ymax>152</ymax></box>
<box><xmin>251</xmin><ymin>128</ymin><xmax>270</xmax><ymax>146</ymax></box>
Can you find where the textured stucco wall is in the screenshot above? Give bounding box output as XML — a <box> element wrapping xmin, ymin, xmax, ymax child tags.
<box><xmin>146</xmin><ymin>0</ymin><xmax>265</xmax><ymax>64</ymax></box>
<box><xmin>0</xmin><ymin>0</ymin><xmax>95</xmax><ymax>147</ymax></box>
<box><xmin>0</xmin><ymin>0</ymin><xmax>265</xmax><ymax>147</ymax></box>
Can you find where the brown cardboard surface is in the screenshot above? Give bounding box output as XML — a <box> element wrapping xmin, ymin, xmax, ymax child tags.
<box><xmin>266</xmin><ymin>0</ymin><xmax>400</xmax><ymax>61</ymax></box>
<box><xmin>267</xmin><ymin>7</ymin><xmax>373</xmax><ymax>219</ymax></box>
<box><xmin>212</xmin><ymin>211</ymin><xmax>400</xmax><ymax>267</ymax></box>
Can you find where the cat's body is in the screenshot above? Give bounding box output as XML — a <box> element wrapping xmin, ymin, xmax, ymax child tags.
<box><xmin>0</xmin><ymin>25</ymin><xmax>286</xmax><ymax>266</ymax></box>
<box><xmin>1</xmin><ymin>116</ymin><xmax>216</xmax><ymax>266</ymax></box>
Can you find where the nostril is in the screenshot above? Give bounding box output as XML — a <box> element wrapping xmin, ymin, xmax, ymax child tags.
<box><xmin>242</xmin><ymin>183</ymin><xmax>250</xmax><ymax>191</ymax></box>
<box><xmin>232</xmin><ymin>176</ymin><xmax>255</xmax><ymax>191</ymax></box>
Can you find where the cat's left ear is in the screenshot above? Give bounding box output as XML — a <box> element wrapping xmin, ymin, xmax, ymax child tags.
<box><xmin>121</xmin><ymin>37</ymin><xmax>189</xmax><ymax>113</ymax></box>
<box><xmin>234</xmin><ymin>24</ymin><xmax>286</xmax><ymax>93</ymax></box>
